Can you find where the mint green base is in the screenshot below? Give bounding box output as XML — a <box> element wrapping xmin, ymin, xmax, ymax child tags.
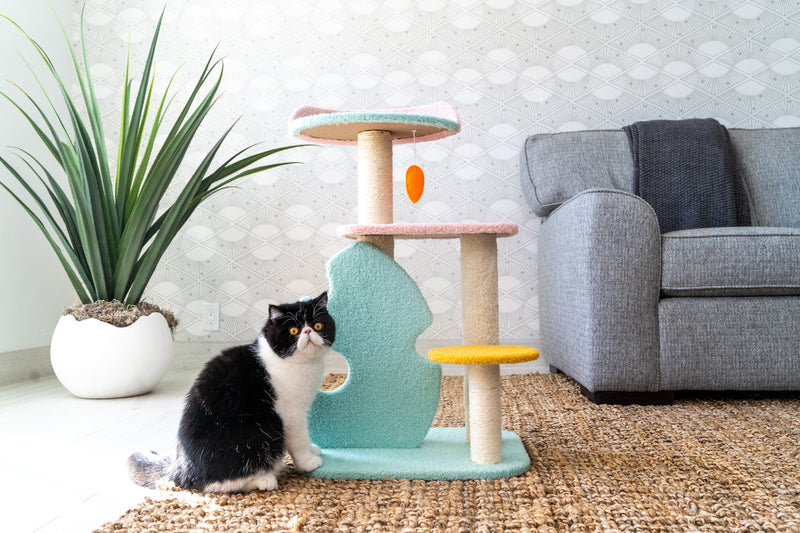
<box><xmin>307</xmin><ymin>427</ymin><xmax>530</xmax><ymax>481</ymax></box>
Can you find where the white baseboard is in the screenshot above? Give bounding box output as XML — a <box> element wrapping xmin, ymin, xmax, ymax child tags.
<box><xmin>0</xmin><ymin>346</ymin><xmax>52</xmax><ymax>387</ymax></box>
<box><xmin>0</xmin><ymin>338</ymin><xmax>547</xmax><ymax>388</ymax></box>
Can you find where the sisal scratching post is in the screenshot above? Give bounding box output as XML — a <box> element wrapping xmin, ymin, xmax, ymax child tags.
<box><xmin>460</xmin><ymin>234</ymin><xmax>501</xmax><ymax>464</ymax></box>
<box><xmin>460</xmin><ymin>234</ymin><xmax>499</xmax><ymax>345</ymax></box>
<box><xmin>467</xmin><ymin>364</ymin><xmax>502</xmax><ymax>464</ymax></box>
<box><xmin>357</xmin><ymin>130</ymin><xmax>394</xmax><ymax>258</ymax></box>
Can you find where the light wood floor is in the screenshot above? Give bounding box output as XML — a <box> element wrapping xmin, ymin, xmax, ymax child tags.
<box><xmin>1</xmin><ymin>343</ymin><xmax>546</xmax><ymax>532</ymax></box>
<box><xmin>1</xmin><ymin>367</ymin><xmax>193</xmax><ymax>532</ymax></box>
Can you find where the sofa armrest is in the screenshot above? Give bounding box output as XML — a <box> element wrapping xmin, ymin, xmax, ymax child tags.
<box><xmin>538</xmin><ymin>189</ymin><xmax>661</xmax><ymax>391</ymax></box>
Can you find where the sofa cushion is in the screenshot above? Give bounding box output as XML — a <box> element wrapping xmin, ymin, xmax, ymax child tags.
<box><xmin>520</xmin><ymin>130</ymin><xmax>632</xmax><ymax>217</ymax></box>
<box><xmin>730</xmin><ymin>127</ymin><xmax>800</xmax><ymax>227</ymax></box>
<box><xmin>661</xmin><ymin>227</ymin><xmax>800</xmax><ymax>297</ymax></box>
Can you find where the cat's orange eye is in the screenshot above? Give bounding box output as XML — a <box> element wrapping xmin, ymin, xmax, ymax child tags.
<box><xmin>313</xmin><ymin>323</ymin><xmax>323</xmax><ymax>331</ymax></box>
<box><xmin>289</xmin><ymin>327</ymin><xmax>299</xmax><ymax>335</ymax></box>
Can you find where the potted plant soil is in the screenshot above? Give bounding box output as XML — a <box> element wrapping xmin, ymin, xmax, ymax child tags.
<box><xmin>0</xmin><ymin>8</ymin><xmax>304</xmax><ymax>398</ymax></box>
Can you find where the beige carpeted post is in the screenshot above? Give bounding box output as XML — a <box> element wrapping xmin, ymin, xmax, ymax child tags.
<box><xmin>463</xmin><ymin>374</ymin><xmax>470</xmax><ymax>443</ymax></box>
<box><xmin>466</xmin><ymin>364</ymin><xmax>502</xmax><ymax>464</ymax></box>
<box><xmin>460</xmin><ymin>234</ymin><xmax>499</xmax><ymax>345</ymax></box>
<box><xmin>357</xmin><ymin>130</ymin><xmax>394</xmax><ymax>258</ymax></box>
<box><xmin>460</xmin><ymin>234</ymin><xmax>501</xmax><ymax>464</ymax></box>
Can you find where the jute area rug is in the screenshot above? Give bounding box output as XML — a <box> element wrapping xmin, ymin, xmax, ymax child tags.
<box><xmin>97</xmin><ymin>374</ymin><xmax>800</xmax><ymax>532</ymax></box>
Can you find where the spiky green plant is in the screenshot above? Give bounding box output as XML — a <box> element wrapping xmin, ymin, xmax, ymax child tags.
<box><xmin>0</xmin><ymin>8</ymin><xmax>304</xmax><ymax>306</ymax></box>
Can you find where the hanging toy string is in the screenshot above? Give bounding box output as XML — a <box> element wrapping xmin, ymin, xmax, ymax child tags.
<box><xmin>405</xmin><ymin>129</ymin><xmax>424</xmax><ymax>204</ymax></box>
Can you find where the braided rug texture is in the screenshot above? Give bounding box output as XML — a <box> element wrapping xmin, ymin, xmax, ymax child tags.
<box><xmin>97</xmin><ymin>374</ymin><xmax>800</xmax><ymax>532</ymax></box>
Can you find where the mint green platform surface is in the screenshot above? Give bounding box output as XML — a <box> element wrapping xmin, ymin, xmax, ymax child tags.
<box><xmin>309</xmin><ymin>241</ymin><xmax>442</xmax><ymax>448</ymax></box>
<box><xmin>289</xmin><ymin>102</ymin><xmax>460</xmax><ymax>145</ymax></box>
<box><xmin>307</xmin><ymin>427</ymin><xmax>530</xmax><ymax>480</ymax></box>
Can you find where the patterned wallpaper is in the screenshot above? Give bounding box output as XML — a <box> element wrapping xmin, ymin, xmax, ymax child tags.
<box><xmin>75</xmin><ymin>0</ymin><xmax>800</xmax><ymax>343</ymax></box>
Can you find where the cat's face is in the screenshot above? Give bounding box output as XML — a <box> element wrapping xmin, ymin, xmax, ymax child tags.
<box><xmin>264</xmin><ymin>292</ymin><xmax>335</xmax><ymax>359</ymax></box>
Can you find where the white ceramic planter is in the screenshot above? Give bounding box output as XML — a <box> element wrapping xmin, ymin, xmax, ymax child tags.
<box><xmin>50</xmin><ymin>312</ymin><xmax>174</xmax><ymax>399</ymax></box>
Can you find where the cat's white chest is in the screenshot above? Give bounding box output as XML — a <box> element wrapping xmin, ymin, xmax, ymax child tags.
<box><xmin>257</xmin><ymin>337</ymin><xmax>325</xmax><ymax>420</ymax></box>
<box><xmin>256</xmin><ymin>333</ymin><xmax>326</xmax><ymax>472</ymax></box>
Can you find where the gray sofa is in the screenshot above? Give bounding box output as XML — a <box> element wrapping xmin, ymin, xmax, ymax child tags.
<box><xmin>520</xmin><ymin>127</ymin><xmax>800</xmax><ymax>404</ymax></box>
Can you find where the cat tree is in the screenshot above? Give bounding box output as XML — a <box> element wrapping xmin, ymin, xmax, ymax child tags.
<box><xmin>289</xmin><ymin>103</ymin><xmax>537</xmax><ymax>479</ymax></box>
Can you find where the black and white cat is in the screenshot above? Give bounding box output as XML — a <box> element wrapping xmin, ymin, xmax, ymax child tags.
<box><xmin>128</xmin><ymin>292</ymin><xmax>334</xmax><ymax>493</ymax></box>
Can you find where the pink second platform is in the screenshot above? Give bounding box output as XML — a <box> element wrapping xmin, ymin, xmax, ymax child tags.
<box><xmin>337</xmin><ymin>222</ymin><xmax>518</xmax><ymax>240</ymax></box>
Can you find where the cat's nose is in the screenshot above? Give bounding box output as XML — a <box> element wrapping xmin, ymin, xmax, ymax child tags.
<box><xmin>303</xmin><ymin>328</ymin><xmax>311</xmax><ymax>334</ymax></box>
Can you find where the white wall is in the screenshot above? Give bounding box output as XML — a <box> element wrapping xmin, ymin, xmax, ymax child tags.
<box><xmin>2</xmin><ymin>0</ymin><xmax>799</xmax><ymax>354</ymax></box>
<box><xmin>110</xmin><ymin>0</ymin><xmax>797</xmax><ymax>345</ymax></box>
<box><xmin>0</xmin><ymin>0</ymin><xmax>75</xmax><ymax>352</ymax></box>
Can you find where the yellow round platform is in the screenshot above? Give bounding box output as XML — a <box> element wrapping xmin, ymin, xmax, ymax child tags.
<box><xmin>428</xmin><ymin>345</ymin><xmax>539</xmax><ymax>366</ymax></box>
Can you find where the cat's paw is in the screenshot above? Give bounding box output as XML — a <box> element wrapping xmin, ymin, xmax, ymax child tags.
<box><xmin>310</xmin><ymin>444</ymin><xmax>321</xmax><ymax>456</ymax></box>
<box><xmin>255</xmin><ymin>473</ymin><xmax>278</xmax><ymax>491</ymax></box>
<box><xmin>293</xmin><ymin>453</ymin><xmax>323</xmax><ymax>472</ymax></box>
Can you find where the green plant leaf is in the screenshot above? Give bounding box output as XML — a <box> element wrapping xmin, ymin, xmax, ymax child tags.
<box><xmin>69</xmin><ymin>4</ymin><xmax>116</xmax><ymax>235</ymax></box>
<box><xmin>117</xmin><ymin>10</ymin><xmax>164</xmax><ymax>229</ymax></box>
<box><xmin>58</xmin><ymin>139</ymin><xmax>109</xmax><ymax>301</ymax></box>
<box><xmin>0</xmin><ymin>6</ymin><xmax>308</xmax><ymax>307</ymax></box>
<box><xmin>0</xmin><ymin>155</ymin><xmax>93</xmax><ymax>303</ymax></box>
<box><xmin>124</xmin><ymin>124</ymin><xmax>236</xmax><ymax>303</ymax></box>
<box><xmin>12</xmin><ymin>148</ymin><xmax>88</xmax><ymax>272</ymax></box>
<box><xmin>124</xmin><ymin>69</ymin><xmax>176</xmax><ymax>221</ymax></box>
<box><xmin>113</xmin><ymin>65</ymin><xmax>224</xmax><ymax>297</ymax></box>
<box><xmin>0</xmin><ymin>87</ymin><xmax>62</xmax><ymax>165</ymax></box>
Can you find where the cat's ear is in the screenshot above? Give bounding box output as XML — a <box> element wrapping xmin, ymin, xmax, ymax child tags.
<box><xmin>269</xmin><ymin>305</ymin><xmax>285</xmax><ymax>322</ymax></box>
<box><xmin>315</xmin><ymin>291</ymin><xmax>328</xmax><ymax>307</ymax></box>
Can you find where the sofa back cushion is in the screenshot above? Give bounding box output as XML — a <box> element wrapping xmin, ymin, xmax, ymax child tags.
<box><xmin>731</xmin><ymin>128</ymin><xmax>800</xmax><ymax>227</ymax></box>
<box><xmin>520</xmin><ymin>130</ymin><xmax>632</xmax><ymax>217</ymax></box>
<box><xmin>520</xmin><ymin>127</ymin><xmax>800</xmax><ymax>226</ymax></box>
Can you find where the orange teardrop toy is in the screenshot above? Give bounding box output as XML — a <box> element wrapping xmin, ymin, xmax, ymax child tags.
<box><xmin>406</xmin><ymin>165</ymin><xmax>424</xmax><ymax>203</ymax></box>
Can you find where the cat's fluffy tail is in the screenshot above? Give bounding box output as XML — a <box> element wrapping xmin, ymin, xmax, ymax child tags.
<box><xmin>127</xmin><ymin>451</ymin><xmax>173</xmax><ymax>489</ymax></box>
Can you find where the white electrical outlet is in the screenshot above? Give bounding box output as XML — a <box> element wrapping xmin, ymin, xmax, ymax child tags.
<box><xmin>202</xmin><ymin>302</ymin><xmax>219</xmax><ymax>331</ymax></box>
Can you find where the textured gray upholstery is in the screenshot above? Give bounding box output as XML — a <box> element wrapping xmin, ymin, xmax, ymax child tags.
<box><xmin>523</xmin><ymin>126</ymin><xmax>800</xmax><ymax>395</ymax></box>
<box><xmin>538</xmin><ymin>189</ymin><xmax>661</xmax><ymax>392</ymax></box>
<box><xmin>730</xmin><ymin>128</ymin><xmax>800</xmax><ymax>227</ymax></box>
<box><xmin>520</xmin><ymin>131</ymin><xmax>632</xmax><ymax>217</ymax></box>
<box><xmin>659</xmin><ymin>298</ymin><xmax>800</xmax><ymax>390</ymax></box>
<box><xmin>662</xmin><ymin>227</ymin><xmax>800</xmax><ymax>297</ymax></box>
